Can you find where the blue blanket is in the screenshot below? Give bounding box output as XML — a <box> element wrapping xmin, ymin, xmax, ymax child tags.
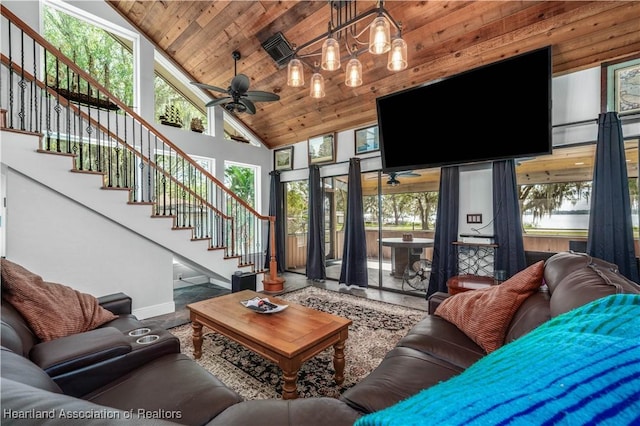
<box><xmin>355</xmin><ymin>294</ymin><xmax>640</xmax><ymax>426</ymax></box>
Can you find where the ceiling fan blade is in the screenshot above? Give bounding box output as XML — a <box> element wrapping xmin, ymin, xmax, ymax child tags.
<box><xmin>191</xmin><ymin>82</ymin><xmax>228</xmax><ymax>94</ymax></box>
<box><xmin>244</xmin><ymin>91</ymin><xmax>280</xmax><ymax>102</ymax></box>
<box><xmin>397</xmin><ymin>171</ymin><xmax>421</xmax><ymax>177</ymax></box>
<box><xmin>205</xmin><ymin>97</ymin><xmax>232</xmax><ymax>108</ymax></box>
<box><xmin>238</xmin><ymin>98</ymin><xmax>256</xmax><ymax>114</ymax></box>
<box><xmin>231</xmin><ymin>74</ymin><xmax>250</xmax><ymax>94</ymax></box>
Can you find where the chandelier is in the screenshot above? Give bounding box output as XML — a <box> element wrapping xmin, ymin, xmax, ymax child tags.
<box><xmin>286</xmin><ymin>0</ymin><xmax>408</xmax><ymax>99</ymax></box>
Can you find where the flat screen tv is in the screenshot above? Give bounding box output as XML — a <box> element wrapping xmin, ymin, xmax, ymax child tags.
<box><xmin>377</xmin><ymin>45</ymin><xmax>552</xmax><ymax>172</ymax></box>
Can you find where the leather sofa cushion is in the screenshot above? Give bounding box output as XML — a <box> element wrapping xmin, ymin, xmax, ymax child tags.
<box><xmin>396</xmin><ymin>315</ymin><xmax>485</xmax><ymax>369</ymax></box>
<box><xmin>504</xmin><ymin>290</ymin><xmax>551</xmax><ymax>344</ymax></box>
<box><xmin>0</xmin><ymin>347</ymin><xmax>62</xmax><ymax>394</ymax></box>
<box><xmin>435</xmin><ymin>261</ymin><xmax>544</xmax><ymax>353</ymax></box>
<box><xmin>340</xmin><ymin>346</ymin><xmax>464</xmax><ymax>414</ymax></box>
<box><xmin>0</xmin><ymin>299</ymin><xmax>39</xmax><ymax>356</ymax></box>
<box><xmin>1</xmin><ymin>378</ymin><xmax>173</xmax><ymax>425</ymax></box>
<box><xmin>209</xmin><ymin>398</ymin><xmax>362</xmax><ymax>426</ymax></box>
<box><xmin>1</xmin><ymin>259</ymin><xmax>117</xmax><ymax>341</ymax></box>
<box><xmin>550</xmin><ymin>261</ymin><xmax>640</xmax><ymax>317</ymax></box>
<box><xmin>84</xmin><ymin>353</ymin><xmax>243</xmax><ymax>425</ymax></box>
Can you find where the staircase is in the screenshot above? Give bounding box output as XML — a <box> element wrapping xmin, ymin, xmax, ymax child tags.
<box><xmin>0</xmin><ymin>5</ymin><xmax>284</xmax><ymax>316</ymax></box>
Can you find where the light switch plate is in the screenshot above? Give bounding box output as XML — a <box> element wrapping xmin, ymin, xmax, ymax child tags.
<box><xmin>466</xmin><ymin>214</ymin><xmax>482</xmax><ymax>224</ymax></box>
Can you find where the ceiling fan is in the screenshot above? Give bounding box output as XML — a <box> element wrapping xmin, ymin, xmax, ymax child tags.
<box><xmin>386</xmin><ymin>171</ymin><xmax>421</xmax><ymax>186</ymax></box>
<box><xmin>368</xmin><ymin>171</ymin><xmax>421</xmax><ymax>186</ymax></box>
<box><xmin>191</xmin><ymin>51</ymin><xmax>280</xmax><ymax>114</ymax></box>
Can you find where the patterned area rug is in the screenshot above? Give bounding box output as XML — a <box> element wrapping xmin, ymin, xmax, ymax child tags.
<box><xmin>169</xmin><ymin>286</ymin><xmax>426</xmax><ymax>400</ymax></box>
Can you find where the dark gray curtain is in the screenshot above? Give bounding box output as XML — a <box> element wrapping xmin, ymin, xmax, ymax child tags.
<box><xmin>492</xmin><ymin>159</ymin><xmax>526</xmax><ymax>278</ymax></box>
<box><xmin>306</xmin><ymin>165</ymin><xmax>326</xmax><ymax>281</ymax></box>
<box><xmin>587</xmin><ymin>112</ymin><xmax>639</xmax><ymax>282</ymax></box>
<box><xmin>427</xmin><ymin>166</ymin><xmax>460</xmax><ymax>297</ymax></box>
<box><xmin>339</xmin><ymin>158</ymin><xmax>368</xmax><ymax>287</ymax></box>
<box><xmin>264</xmin><ymin>171</ymin><xmax>285</xmax><ymax>273</ymax></box>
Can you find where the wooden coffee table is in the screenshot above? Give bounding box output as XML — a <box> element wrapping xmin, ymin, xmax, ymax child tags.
<box><xmin>187</xmin><ymin>290</ymin><xmax>352</xmax><ymax>399</ymax></box>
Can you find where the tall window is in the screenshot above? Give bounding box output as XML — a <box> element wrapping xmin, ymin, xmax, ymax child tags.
<box><xmin>283</xmin><ymin>168</ymin><xmax>439</xmax><ymax>295</ymax></box>
<box><xmin>42</xmin><ymin>3</ymin><xmax>134</xmax><ymax>107</ymax></box>
<box><xmin>224</xmin><ymin>162</ymin><xmax>258</xmax><ymax>209</ymax></box>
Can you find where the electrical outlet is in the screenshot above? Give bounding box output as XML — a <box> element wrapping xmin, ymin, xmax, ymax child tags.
<box><xmin>466</xmin><ymin>214</ymin><xmax>483</xmax><ymax>224</ymax></box>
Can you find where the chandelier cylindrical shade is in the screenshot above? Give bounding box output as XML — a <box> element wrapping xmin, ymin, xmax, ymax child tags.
<box><xmin>387</xmin><ymin>38</ymin><xmax>408</xmax><ymax>71</ymax></box>
<box><xmin>321</xmin><ymin>37</ymin><xmax>341</xmax><ymax>71</ymax></box>
<box><xmin>369</xmin><ymin>16</ymin><xmax>391</xmax><ymax>54</ymax></box>
<box><xmin>345</xmin><ymin>58</ymin><xmax>363</xmax><ymax>87</ymax></box>
<box><xmin>287</xmin><ymin>58</ymin><xmax>305</xmax><ymax>87</ymax></box>
<box><xmin>309</xmin><ymin>73</ymin><xmax>326</xmax><ymax>98</ymax></box>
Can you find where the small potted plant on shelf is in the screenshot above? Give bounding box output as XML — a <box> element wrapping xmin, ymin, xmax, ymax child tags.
<box><xmin>190</xmin><ymin>117</ymin><xmax>204</xmax><ymax>133</ymax></box>
<box><xmin>159</xmin><ymin>105</ymin><xmax>183</xmax><ymax>128</ymax></box>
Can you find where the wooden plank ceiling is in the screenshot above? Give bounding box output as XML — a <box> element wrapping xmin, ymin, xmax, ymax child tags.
<box><xmin>107</xmin><ymin>1</ymin><xmax>640</xmax><ymax>150</ymax></box>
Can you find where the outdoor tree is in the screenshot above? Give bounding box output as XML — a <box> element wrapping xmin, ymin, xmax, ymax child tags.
<box><xmin>224</xmin><ymin>165</ymin><xmax>255</xmax><ymax>206</ymax></box>
<box><xmin>519</xmin><ymin>182</ymin><xmax>590</xmax><ymax>227</ymax></box>
<box><xmin>43</xmin><ymin>6</ymin><xmax>133</xmax><ymax>107</ymax></box>
<box><xmin>285</xmin><ymin>181</ymin><xmax>309</xmax><ymax>235</ymax></box>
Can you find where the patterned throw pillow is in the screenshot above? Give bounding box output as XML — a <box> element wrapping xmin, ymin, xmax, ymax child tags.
<box><xmin>435</xmin><ymin>261</ymin><xmax>545</xmax><ymax>353</ymax></box>
<box><xmin>1</xmin><ymin>258</ymin><xmax>118</xmax><ymax>341</ymax></box>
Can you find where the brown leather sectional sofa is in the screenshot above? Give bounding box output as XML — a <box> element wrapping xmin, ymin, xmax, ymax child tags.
<box><xmin>2</xmin><ymin>251</ymin><xmax>639</xmax><ymax>425</ymax></box>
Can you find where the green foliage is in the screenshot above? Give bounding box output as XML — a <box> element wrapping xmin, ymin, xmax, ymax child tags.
<box><xmin>154</xmin><ymin>75</ymin><xmax>207</xmax><ymax>133</ymax></box>
<box><xmin>224</xmin><ymin>165</ymin><xmax>255</xmax><ymax>206</ymax></box>
<box><xmin>285</xmin><ymin>181</ymin><xmax>309</xmax><ymax>235</ymax></box>
<box><xmin>43</xmin><ymin>6</ymin><xmax>133</xmax><ymax>107</ymax></box>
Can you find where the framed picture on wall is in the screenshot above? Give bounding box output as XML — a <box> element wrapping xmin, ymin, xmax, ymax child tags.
<box><xmin>274</xmin><ymin>146</ymin><xmax>294</xmax><ymax>171</ymax></box>
<box><xmin>354</xmin><ymin>125</ymin><xmax>379</xmax><ymax>155</ymax></box>
<box><xmin>308</xmin><ymin>132</ymin><xmax>336</xmax><ymax>165</ymax></box>
<box><xmin>601</xmin><ymin>54</ymin><xmax>640</xmax><ymax>114</ymax></box>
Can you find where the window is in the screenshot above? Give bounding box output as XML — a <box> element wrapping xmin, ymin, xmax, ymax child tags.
<box><xmin>42</xmin><ymin>1</ymin><xmax>135</xmax><ymax>108</ymax></box>
<box><xmin>283</xmin><ymin>168</ymin><xmax>440</xmax><ymax>295</ymax></box>
<box><xmin>516</xmin><ymin>140</ymin><xmax>639</xmax><ymax>254</ymax></box>
<box><xmin>153</xmin><ymin>55</ymin><xmax>209</xmax><ymax>134</ymax></box>
<box><xmin>224</xmin><ymin>161</ymin><xmax>258</xmax><ymax>209</ymax></box>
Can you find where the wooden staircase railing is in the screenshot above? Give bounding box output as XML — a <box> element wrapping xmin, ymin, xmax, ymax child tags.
<box><xmin>0</xmin><ymin>4</ymin><xmax>284</xmax><ymax>291</ymax></box>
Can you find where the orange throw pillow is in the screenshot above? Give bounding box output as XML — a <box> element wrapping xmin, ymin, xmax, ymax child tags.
<box><xmin>435</xmin><ymin>261</ymin><xmax>544</xmax><ymax>353</ymax></box>
<box><xmin>1</xmin><ymin>258</ymin><xmax>118</xmax><ymax>341</ymax></box>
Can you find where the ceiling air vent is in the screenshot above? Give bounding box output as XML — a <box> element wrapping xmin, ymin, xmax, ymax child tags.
<box><xmin>262</xmin><ymin>32</ymin><xmax>295</xmax><ymax>69</ymax></box>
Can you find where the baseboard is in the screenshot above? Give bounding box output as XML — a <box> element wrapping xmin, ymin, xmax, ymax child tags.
<box><xmin>133</xmin><ymin>300</ymin><xmax>175</xmax><ymax>320</ymax></box>
<box><xmin>173</xmin><ymin>275</ymin><xmax>210</xmax><ymax>289</ymax></box>
<box><xmin>209</xmin><ymin>277</ymin><xmax>231</xmax><ymax>290</ymax></box>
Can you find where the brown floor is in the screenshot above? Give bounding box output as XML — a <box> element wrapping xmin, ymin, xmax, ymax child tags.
<box><xmin>145</xmin><ymin>271</ymin><xmax>429</xmax><ymax>330</ymax></box>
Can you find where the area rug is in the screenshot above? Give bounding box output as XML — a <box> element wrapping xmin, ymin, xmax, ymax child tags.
<box><xmin>169</xmin><ymin>286</ymin><xmax>427</xmax><ymax>400</ymax></box>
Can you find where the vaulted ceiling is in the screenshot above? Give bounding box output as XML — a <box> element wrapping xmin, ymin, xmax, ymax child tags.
<box><xmin>107</xmin><ymin>1</ymin><xmax>640</xmax><ymax>150</ymax></box>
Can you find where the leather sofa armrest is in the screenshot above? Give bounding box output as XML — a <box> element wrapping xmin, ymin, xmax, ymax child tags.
<box><xmin>29</xmin><ymin>327</ymin><xmax>131</xmax><ymax>377</ymax></box>
<box><xmin>97</xmin><ymin>292</ymin><xmax>132</xmax><ymax>315</ymax></box>
<box><xmin>428</xmin><ymin>291</ymin><xmax>450</xmax><ymax>314</ymax></box>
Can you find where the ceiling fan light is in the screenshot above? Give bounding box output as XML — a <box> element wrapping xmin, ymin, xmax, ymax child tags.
<box><xmin>321</xmin><ymin>37</ymin><xmax>341</xmax><ymax>71</ymax></box>
<box><xmin>345</xmin><ymin>58</ymin><xmax>363</xmax><ymax>87</ymax></box>
<box><xmin>287</xmin><ymin>58</ymin><xmax>305</xmax><ymax>87</ymax></box>
<box><xmin>387</xmin><ymin>37</ymin><xmax>408</xmax><ymax>71</ymax></box>
<box><xmin>310</xmin><ymin>72</ymin><xmax>326</xmax><ymax>98</ymax></box>
<box><xmin>369</xmin><ymin>16</ymin><xmax>391</xmax><ymax>55</ymax></box>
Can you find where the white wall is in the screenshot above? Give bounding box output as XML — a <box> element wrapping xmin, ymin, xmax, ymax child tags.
<box><xmin>5</xmin><ymin>169</ymin><xmax>174</xmax><ymax>318</ymax></box>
